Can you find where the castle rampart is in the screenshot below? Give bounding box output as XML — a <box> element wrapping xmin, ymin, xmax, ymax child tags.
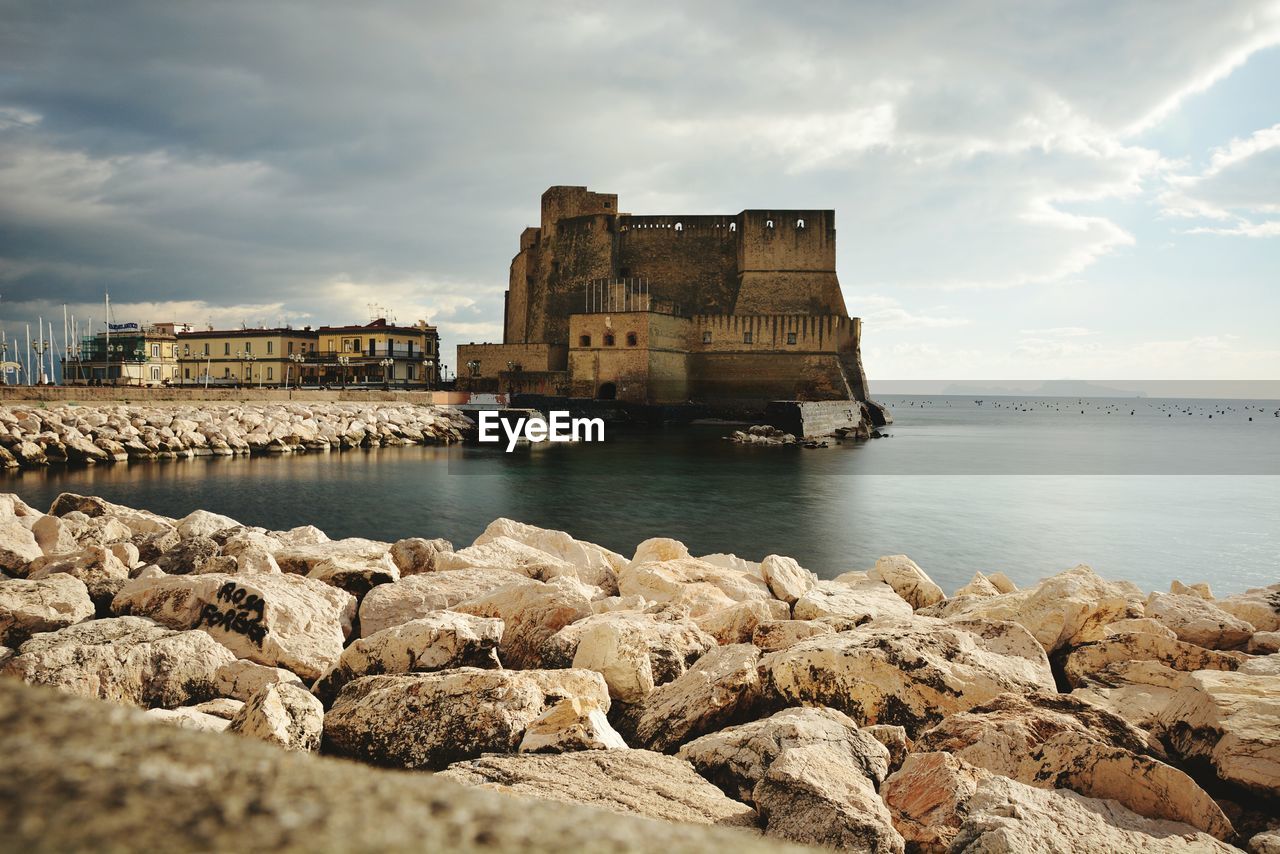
<box><xmin>460</xmin><ymin>186</ymin><xmax>881</xmax><ymax>416</ymax></box>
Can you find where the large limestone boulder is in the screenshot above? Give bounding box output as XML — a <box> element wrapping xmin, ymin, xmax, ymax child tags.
<box><xmin>2</xmin><ymin>616</ymin><xmax>233</xmax><ymax>708</ymax></box>
<box><xmin>618</xmin><ymin>555</ymin><xmax>771</xmax><ymax>616</ymax></box>
<box><xmin>145</xmin><ymin>706</ymin><xmax>231</xmax><ymax>733</ymax></box>
<box><xmin>1157</xmin><ymin>669</ymin><xmax>1280</xmax><ymax>796</ymax></box>
<box><xmin>1073</xmin><ymin>616</ymin><xmax>1178</xmax><ymax>644</ymax></box>
<box><xmin>323</xmin><ymin>667</ymin><xmax>609</xmax><ymax>770</ymax></box>
<box><xmin>436</xmin><ymin>536</ymin><xmax>575</xmax><ymax>580</ymax></box>
<box><xmin>954</xmin><ymin>571</ymin><xmax>1001</xmax><ymax>598</ymax></box>
<box><xmin>0</xmin><ymin>575</ymin><xmax>95</xmax><ymax>645</ymax></box>
<box><xmin>111</xmin><ymin>572</ymin><xmax>355</xmax><ymax>681</ymax></box>
<box><xmin>47</xmin><ymin>492</ymin><xmax>174</xmax><ymax>537</ymax></box>
<box><xmin>473</xmin><ymin>518</ymin><xmax>625</xmax><ymax>592</ymax></box>
<box><xmin>624</xmin><ymin>644</ymin><xmax>762</xmax><ymax>753</ymax></box>
<box><xmin>1063</xmin><ymin>631</ymin><xmax>1242</xmax><ymax>688</ymax></box>
<box><xmin>26</xmin><ymin>545</ymin><xmax>132</xmax><ymax>608</ymax></box>
<box><xmin>760</xmin><ymin>617</ymin><xmax>1054</xmax><ymax>736</ymax></box>
<box><xmin>0</xmin><ymin>677</ymin><xmax>797</xmax><ymax>853</ymax></box>
<box><xmin>753</xmin><ymin>745</ymin><xmax>904</xmax><ymax>853</ymax></box>
<box><xmin>272</xmin><ymin>537</ymin><xmax>390</xmax><ymax>576</ymax></box>
<box><xmin>438</xmin><ymin>750</ymin><xmax>758</xmax><ymax>829</ymax></box>
<box><xmin>227</xmin><ymin>683</ymin><xmax>324</xmax><ymax>752</ymax></box>
<box><xmin>312</xmin><ymin>612</ymin><xmax>503</xmax><ymax>705</ymax></box>
<box><xmin>518</xmin><ymin>697</ymin><xmax>628</xmax><ymax>753</ymax></box>
<box><xmin>922</xmin><ymin>564</ymin><xmax>1143</xmax><ymax>653</ymax></box>
<box><xmin>175</xmin><ymin>509</ymin><xmax>241</xmax><ymax>540</ymax></box>
<box><xmin>1146</xmin><ymin>592</ymin><xmax>1255</xmax><ymax>650</ymax></box>
<box><xmin>678</xmin><ymin>706</ymin><xmax>890</xmax><ymax>804</ymax></box>
<box><xmin>0</xmin><ymin>521</ymin><xmax>44</xmax><ymax>573</ymax></box>
<box><xmin>791</xmin><ymin>579</ymin><xmax>912</xmax><ymax>623</ymax></box>
<box><xmin>358</xmin><ymin>569</ymin><xmax>534</xmax><ymax>637</ymax></box>
<box><xmin>759</xmin><ymin>554</ymin><xmax>814</xmax><ymax>605</ymax></box>
<box><xmin>547</xmin><ymin>610</ymin><xmax>716</xmax><ymax>702</ymax></box>
<box><xmin>1070</xmin><ymin>659</ymin><xmax>1198</xmax><ymax>731</ymax></box>
<box><xmin>882</xmin><ymin>751</ymin><xmax>1237</xmax><ymax>853</ymax></box>
<box><xmin>305</xmin><ymin>552</ymin><xmax>399</xmax><ymax>598</ymax></box>
<box><xmin>751</xmin><ymin>618</ymin><xmax>837</xmax><ymax>652</ymax></box>
<box><xmin>695</xmin><ymin>598</ymin><xmax>790</xmax><ymax>645</ymax></box>
<box><xmin>868</xmin><ymin>554</ymin><xmax>944</xmax><ymax>610</ymax></box>
<box><xmin>387</xmin><ymin>536</ymin><xmax>453</xmax><ymax>575</ymax></box>
<box><xmin>453</xmin><ymin>577</ymin><xmax>594</xmax><ymax>669</ymax></box>
<box><xmin>631</xmin><ymin>537</ymin><xmax>690</xmax><ymax>564</ymax></box>
<box><xmin>914</xmin><ymin>692</ymin><xmax>1233</xmax><ymax>840</ymax></box>
<box><xmin>1249</xmin><ymin>631</ymin><xmax>1280</xmax><ymax>655</ymax></box>
<box><xmin>213</xmin><ymin>659</ymin><xmax>306</xmax><ymax>701</ymax></box>
<box><xmin>1217</xmin><ymin>584</ymin><xmax>1280</xmax><ymax>632</ymax></box>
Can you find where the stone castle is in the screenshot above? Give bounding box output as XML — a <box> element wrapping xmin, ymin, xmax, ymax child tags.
<box><xmin>458</xmin><ymin>186</ymin><xmax>882</xmax><ymax>419</ymax></box>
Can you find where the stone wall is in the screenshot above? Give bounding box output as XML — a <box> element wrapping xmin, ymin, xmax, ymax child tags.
<box><xmin>456</xmin><ymin>343</ymin><xmax>568</xmax><ymax>380</ymax></box>
<box><xmin>764</xmin><ymin>399</ymin><xmax>870</xmax><ymax>438</ymax></box>
<box><xmin>615</xmin><ymin>217</ymin><xmax>740</xmax><ymax>314</ymax></box>
<box><xmin>689</xmin><ymin>352</ymin><xmax>851</xmax><ymax>403</ymax></box>
<box><xmin>0</xmin><ymin>387</ymin><xmax>470</xmax><ymax>405</ymax></box>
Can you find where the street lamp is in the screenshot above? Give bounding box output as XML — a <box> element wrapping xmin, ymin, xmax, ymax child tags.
<box><xmin>238</xmin><ymin>351</ymin><xmax>257</xmax><ymax>387</ymax></box>
<box><xmin>422</xmin><ymin>358</ymin><xmax>433</xmax><ymax>390</ymax></box>
<box><xmin>287</xmin><ymin>352</ymin><xmax>305</xmax><ymax>389</ymax></box>
<box><xmin>378</xmin><ymin>357</ymin><xmax>394</xmax><ymax>390</ymax></box>
<box><xmin>337</xmin><ymin>354</ymin><xmax>350</xmax><ymax>389</ymax></box>
<box><xmin>31</xmin><ymin>339</ymin><xmax>51</xmax><ymax>385</ymax></box>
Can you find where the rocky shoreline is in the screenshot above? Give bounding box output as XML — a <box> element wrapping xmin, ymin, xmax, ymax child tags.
<box><xmin>0</xmin><ymin>402</ymin><xmax>472</xmax><ymax>468</ymax></box>
<box><xmin>1</xmin><ymin>492</ymin><xmax>1277</xmax><ymax>852</ymax></box>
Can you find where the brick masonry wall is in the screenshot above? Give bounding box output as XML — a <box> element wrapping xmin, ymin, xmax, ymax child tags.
<box><xmin>689</xmin><ymin>352</ymin><xmax>851</xmax><ymax>402</ymax></box>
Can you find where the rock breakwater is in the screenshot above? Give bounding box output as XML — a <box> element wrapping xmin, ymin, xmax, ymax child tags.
<box><xmin>0</xmin><ymin>402</ymin><xmax>472</xmax><ymax>468</ymax></box>
<box><xmin>1</xmin><ymin>492</ymin><xmax>1278</xmax><ymax>851</ymax></box>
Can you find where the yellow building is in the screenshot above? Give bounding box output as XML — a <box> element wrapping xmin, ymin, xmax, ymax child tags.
<box><xmin>312</xmin><ymin>319</ymin><xmax>440</xmax><ymax>388</ymax></box>
<box><xmin>173</xmin><ymin>318</ymin><xmax>440</xmax><ymax>388</ymax></box>
<box><xmin>176</xmin><ymin>327</ymin><xmax>317</xmax><ymax>387</ymax></box>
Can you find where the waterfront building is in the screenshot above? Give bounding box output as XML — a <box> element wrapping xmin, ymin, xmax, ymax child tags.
<box><xmin>312</xmin><ymin>319</ymin><xmax>440</xmax><ymax>388</ymax></box>
<box><xmin>64</xmin><ymin>318</ymin><xmax>440</xmax><ymax>389</ymax></box>
<box><xmin>64</xmin><ymin>323</ymin><xmax>180</xmax><ymax>386</ymax></box>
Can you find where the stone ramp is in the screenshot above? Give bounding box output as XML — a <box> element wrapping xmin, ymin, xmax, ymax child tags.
<box><xmin>0</xmin><ymin>679</ymin><xmax>799</xmax><ymax>853</ymax></box>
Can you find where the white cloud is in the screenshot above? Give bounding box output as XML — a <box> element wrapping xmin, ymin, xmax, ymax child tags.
<box><xmin>859</xmin><ymin>295</ymin><xmax>969</xmax><ymax>330</ymax></box>
<box><xmin>1160</xmin><ymin>123</ymin><xmax>1280</xmax><ymax>236</ymax></box>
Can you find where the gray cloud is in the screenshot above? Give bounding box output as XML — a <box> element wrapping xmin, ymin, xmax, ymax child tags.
<box><xmin>1</xmin><ymin>1</ymin><xmax>1278</xmax><ymax>372</ymax></box>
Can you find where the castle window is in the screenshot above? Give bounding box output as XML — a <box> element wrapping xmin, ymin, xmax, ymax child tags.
<box><xmin>674</xmin><ymin>222</ymin><xmax>683</xmax><ymax>231</ymax></box>
<box><xmin>702</xmin><ymin>331</ymin><xmax>712</xmax><ymax>344</ymax></box>
<box><xmin>579</xmin><ymin>334</ymin><xmax>591</xmax><ymax>347</ymax></box>
<box><xmin>796</xmin><ymin>219</ymin><xmax>805</xmax><ymax>228</ymax></box>
<box><xmin>604</xmin><ymin>333</ymin><xmax>615</xmax><ymax>346</ymax></box>
<box><xmin>766</xmin><ymin>220</ymin><xmax>774</xmax><ymax>228</ymax></box>
<box><xmin>626</xmin><ymin>332</ymin><xmax>637</xmax><ymax>346</ymax></box>
<box><xmin>786</xmin><ymin>332</ymin><xmax>797</xmax><ymax>345</ymax></box>
<box><xmin>729</xmin><ymin>222</ymin><xmax>736</xmax><ymax>232</ymax></box>
<box><xmin>743</xmin><ymin>331</ymin><xmax>753</xmax><ymax>344</ymax></box>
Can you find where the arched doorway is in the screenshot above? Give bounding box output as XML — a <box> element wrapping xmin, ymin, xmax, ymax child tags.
<box><xmin>596</xmin><ymin>382</ymin><xmax>617</xmax><ymax>400</ymax></box>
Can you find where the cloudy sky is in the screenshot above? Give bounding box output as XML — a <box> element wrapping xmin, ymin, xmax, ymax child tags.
<box><xmin>1</xmin><ymin>1</ymin><xmax>1278</xmax><ymax>381</ymax></box>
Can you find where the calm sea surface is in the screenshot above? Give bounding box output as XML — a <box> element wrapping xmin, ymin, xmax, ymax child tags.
<box><xmin>4</xmin><ymin>396</ymin><xmax>1278</xmax><ymax>595</ymax></box>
